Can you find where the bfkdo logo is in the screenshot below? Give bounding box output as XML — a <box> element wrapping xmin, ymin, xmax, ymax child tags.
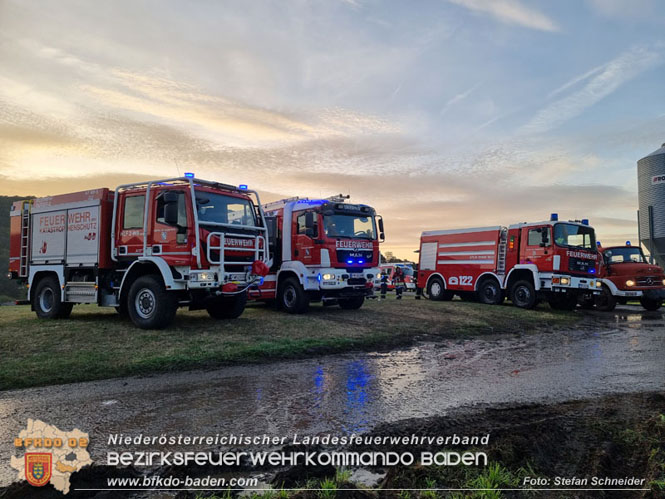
<box><xmin>25</xmin><ymin>453</ymin><xmax>52</xmax><ymax>487</ymax></box>
<box><xmin>11</xmin><ymin>419</ymin><xmax>92</xmax><ymax>494</ymax></box>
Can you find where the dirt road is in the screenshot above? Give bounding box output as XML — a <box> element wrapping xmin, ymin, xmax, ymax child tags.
<box><xmin>1</xmin><ymin>305</ymin><xmax>664</xmax><ymax>488</ymax></box>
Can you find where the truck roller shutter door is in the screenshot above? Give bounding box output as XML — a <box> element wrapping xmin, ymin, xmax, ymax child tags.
<box><xmin>421</xmin><ymin>242</ymin><xmax>437</xmax><ymax>270</ymax></box>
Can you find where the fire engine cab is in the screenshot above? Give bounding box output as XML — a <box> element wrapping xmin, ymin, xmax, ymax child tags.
<box><xmin>581</xmin><ymin>242</ymin><xmax>665</xmax><ymax>311</ymax></box>
<box><xmin>417</xmin><ymin>214</ymin><xmax>601</xmax><ymax>310</ymax></box>
<box><xmin>7</xmin><ymin>176</ymin><xmax>270</xmax><ymax>329</ymax></box>
<box><xmin>249</xmin><ymin>196</ymin><xmax>384</xmax><ymax>313</ymax></box>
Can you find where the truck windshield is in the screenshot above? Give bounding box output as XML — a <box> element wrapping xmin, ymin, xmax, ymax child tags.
<box><xmin>323</xmin><ymin>214</ymin><xmax>376</xmax><ymax>239</ymax></box>
<box><xmin>553</xmin><ymin>223</ymin><xmax>596</xmax><ymax>250</ymax></box>
<box><xmin>195</xmin><ymin>192</ymin><xmax>256</xmax><ymax>227</ymax></box>
<box><xmin>397</xmin><ymin>266</ymin><xmax>414</xmax><ymax>276</ymax></box>
<box><xmin>604</xmin><ymin>247</ymin><xmax>646</xmax><ymax>264</ymax></box>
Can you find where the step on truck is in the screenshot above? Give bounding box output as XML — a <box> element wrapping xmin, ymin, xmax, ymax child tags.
<box><xmin>249</xmin><ymin>195</ymin><xmax>384</xmax><ymax>313</ymax></box>
<box><xmin>580</xmin><ymin>242</ymin><xmax>665</xmax><ymax>311</ymax></box>
<box><xmin>416</xmin><ymin>214</ymin><xmax>601</xmax><ymax>310</ymax></box>
<box><xmin>7</xmin><ymin>176</ymin><xmax>270</xmax><ymax>329</ymax></box>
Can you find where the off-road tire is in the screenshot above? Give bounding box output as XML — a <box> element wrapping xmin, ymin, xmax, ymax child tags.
<box><xmin>640</xmin><ymin>296</ymin><xmax>662</xmax><ymax>311</ymax></box>
<box><xmin>127</xmin><ymin>275</ymin><xmax>177</xmax><ymax>329</ymax></box>
<box><xmin>206</xmin><ymin>292</ymin><xmax>248</xmax><ymax>319</ymax></box>
<box><xmin>339</xmin><ymin>296</ymin><xmax>365</xmax><ymax>310</ymax></box>
<box><xmin>578</xmin><ymin>295</ymin><xmax>596</xmax><ymax>310</ymax></box>
<box><xmin>427</xmin><ymin>277</ymin><xmax>453</xmax><ymax>301</ymax></box>
<box><xmin>510</xmin><ymin>280</ymin><xmax>537</xmax><ymax>309</ymax></box>
<box><xmin>33</xmin><ymin>276</ymin><xmax>72</xmax><ymax>319</ymax></box>
<box><xmin>594</xmin><ymin>284</ymin><xmax>617</xmax><ymax>312</ymax></box>
<box><xmin>478</xmin><ymin>278</ymin><xmax>504</xmax><ymax>305</ymax></box>
<box><xmin>278</xmin><ymin>277</ymin><xmax>309</xmax><ymax>314</ymax></box>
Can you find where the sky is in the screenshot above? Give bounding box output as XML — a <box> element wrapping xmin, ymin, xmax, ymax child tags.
<box><xmin>1</xmin><ymin>0</ymin><xmax>665</xmax><ymax>259</ymax></box>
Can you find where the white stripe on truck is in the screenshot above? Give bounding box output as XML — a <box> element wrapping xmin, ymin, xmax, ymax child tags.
<box><xmin>438</xmin><ymin>241</ymin><xmax>495</xmax><ymax>248</ymax></box>
<box><xmin>438</xmin><ymin>250</ymin><xmax>495</xmax><ymax>256</ymax></box>
<box><xmin>437</xmin><ymin>259</ymin><xmax>495</xmax><ymax>265</ymax></box>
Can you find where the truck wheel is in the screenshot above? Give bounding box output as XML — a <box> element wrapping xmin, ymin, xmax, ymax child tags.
<box><xmin>278</xmin><ymin>277</ymin><xmax>309</xmax><ymax>314</ymax></box>
<box><xmin>339</xmin><ymin>296</ymin><xmax>365</xmax><ymax>310</ymax></box>
<box><xmin>127</xmin><ymin>275</ymin><xmax>177</xmax><ymax>329</ymax></box>
<box><xmin>206</xmin><ymin>292</ymin><xmax>248</xmax><ymax>319</ymax></box>
<box><xmin>579</xmin><ymin>294</ymin><xmax>595</xmax><ymax>310</ymax></box>
<box><xmin>510</xmin><ymin>280</ymin><xmax>536</xmax><ymax>309</ymax></box>
<box><xmin>33</xmin><ymin>276</ymin><xmax>71</xmax><ymax>319</ymax></box>
<box><xmin>640</xmin><ymin>296</ymin><xmax>662</xmax><ymax>311</ymax></box>
<box><xmin>594</xmin><ymin>285</ymin><xmax>617</xmax><ymax>312</ymax></box>
<box><xmin>548</xmin><ymin>293</ymin><xmax>577</xmax><ymax>311</ymax></box>
<box><xmin>427</xmin><ymin>277</ymin><xmax>453</xmax><ymax>301</ymax></box>
<box><xmin>478</xmin><ymin>279</ymin><xmax>504</xmax><ymax>305</ymax></box>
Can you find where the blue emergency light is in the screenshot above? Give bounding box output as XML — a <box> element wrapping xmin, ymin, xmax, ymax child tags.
<box><xmin>184</xmin><ymin>172</ymin><xmax>195</xmax><ymax>178</ymax></box>
<box><xmin>347</xmin><ymin>259</ymin><xmax>353</xmax><ymax>264</ymax></box>
<box><xmin>550</xmin><ymin>213</ymin><xmax>558</xmax><ymax>221</ymax></box>
<box><xmin>581</xmin><ymin>219</ymin><xmax>589</xmax><ymax>226</ymax></box>
<box><xmin>626</xmin><ymin>241</ymin><xmax>631</xmax><ymax>246</ymax></box>
<box><xmin>239</xmin><ymin>184</ymin><xmax>248</xmax><ymax>190</ymax></box>
<box><xmin>358</xmin><ymin>259</ymin><xmax>364</xmax><ymax>264</ymax></box>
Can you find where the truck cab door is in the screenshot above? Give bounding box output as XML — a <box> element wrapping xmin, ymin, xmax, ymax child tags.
<box><xmin>116</xmin><ymin>193</ymin><xmax>146</xmax><ymax>258</ymax></box>
<box><xmin>293</xmin><ymin>212</ymin><xmax>318</xmax><ymax>265</ymax></box>
<box><xmin>151</xmin><ymin>190</ymin><xmax>190</xmax><ymax>266</ymax></box>
<box><xmin>521</xmin><ymin>226</ymin><xmax>553</xmax><ymax>270</ymax></box>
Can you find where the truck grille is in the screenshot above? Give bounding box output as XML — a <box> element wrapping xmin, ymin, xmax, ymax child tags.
<box><xmin>336</xmin><ymin>249</ymin><xmax>373</xmax><ymax>264</ymax></box>
<box><xmin>636</xmin><ymin>276</ymin><xmax>662</xmax><ymax>286</ymax></box>
<box><xmin>568</xmin><ymin>257</ymin><xmax>595</xmax><ymax>274</ymax></box>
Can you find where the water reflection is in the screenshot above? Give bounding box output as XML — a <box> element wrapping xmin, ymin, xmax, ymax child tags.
<box><xmin>342</xmin><ymin>360</ymin><xmax>372</xmax><ymax>434</ymax></box>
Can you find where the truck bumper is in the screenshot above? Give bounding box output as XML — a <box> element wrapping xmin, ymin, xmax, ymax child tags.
<box><xmin>314</xmin><ymin>267</ymin><xmax>378</xmax><ymax>299</ymax></box>
<box><xmin>551</xmin><ymin>274</ymin><xmax>600</xmax><ymax>294</ymax></box>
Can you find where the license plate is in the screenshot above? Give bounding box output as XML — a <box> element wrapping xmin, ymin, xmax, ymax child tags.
<box><xmin>351</xmin><ymin>273</ymin><xmax>363</xmax><ymax>278</ymax></box>
<box><xmin>625</xmin><ymin>291</ymin><xmax>639</xmax><ymax>296</ymax></box>
<box><xmin>578</xmin><ymin>283</ymin><xmax>588</xmax><ymax>289</ymax></box>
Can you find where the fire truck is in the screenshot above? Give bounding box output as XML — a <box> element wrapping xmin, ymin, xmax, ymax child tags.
<box><xmin>7</xmin><ymin>176</ymin><xmax>270</xmax><ymax>329</ymax></box>
<box><xmin>248</xmin><ymin>196</ymin><xmax>384</xmax><ymax>313</ymax></box>
<box><xmin>377</xmin><ymin>263</ymin><xmax>417</xmax><ymax>291</ymax></box>
<box><xmin>579</xmin><ymin>242</ymin><xmax>665</xmax><ymax>311</ymax></box>
<box><xmin>416</xmin><ymin>214</ymin><xmax>602</xmax><ymax>310</ymax></box>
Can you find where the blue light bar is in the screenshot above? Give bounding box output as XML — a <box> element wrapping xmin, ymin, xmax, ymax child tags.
<box><xmin>581</xmin><ymin>219</ymin><xmax>589</xmax><ymax>226</ymax></box>
<box><xmin>184</xmin><ymin>172</ymin><xmax>195</xmax><ymax>178</ymax></box>
<box><xmin>239</xmin><ymin>184</ymin><xmax>248</xmax><ymax>190</ymax></box>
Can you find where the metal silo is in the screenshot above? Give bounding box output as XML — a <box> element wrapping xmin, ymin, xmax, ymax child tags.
<box><xmin>638</xmin><ymin>142</ymin><xmax>665</xmax><ymax>267</ymax></box>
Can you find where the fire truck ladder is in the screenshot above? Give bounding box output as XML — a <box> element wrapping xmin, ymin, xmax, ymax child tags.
<box><xmin>496</xmin><ymin>227</ymin><xmax>508</xmax><ymax>275</ymax></box>
<box><xmin>19</xmin><ymin>201</ymin><xmax>32</xmax><ymax>278</ymax></box>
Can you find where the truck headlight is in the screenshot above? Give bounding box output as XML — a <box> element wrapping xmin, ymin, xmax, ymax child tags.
<box><xmin>626</xmin><ymin>279</ymin><xmax>635</xmax><ymax>287</ymax></box>
<box><xmin>560</xmin><ymin>277</ymin><xmax>570</xmax><ymax>285</ymax></box>
<box><xmin>662</xmin><ymin>279</ymin><xmax>665</xmax><ymax>286</ymax></box>
<box><xmin>191</xmin><ymin>272</ymin><xmax>216</xmax><ymax>282</ymax></box>
<box><xmin>322</xmin><ymin>273</ymin><xmax>335</xmax><ymax>281</ymax></box>
<box><xmin>596</xmin><ymin>281</ymin><xmax>602</xmax><ymax>288</ymax></box>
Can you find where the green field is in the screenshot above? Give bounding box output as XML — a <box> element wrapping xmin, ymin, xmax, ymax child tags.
<box><xmin>0</xmin><ymin>296</ymin><xmax>578</xmax><ymax>390</ymax></box>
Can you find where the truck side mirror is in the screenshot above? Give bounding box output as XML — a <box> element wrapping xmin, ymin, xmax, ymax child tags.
<box><xmin>163</xmin><ymin>192</ymin><xmax>179</xmax><ymax>226</ymax></box>
<box><xmin>378</xmin><ymin>216</ymin><xmax>385</xmax><ymax>242</ymax></box>
<box><xmin>304</xmin><ymin>212</ymin><xmax>315</xmax><ymax>237</ymax></box>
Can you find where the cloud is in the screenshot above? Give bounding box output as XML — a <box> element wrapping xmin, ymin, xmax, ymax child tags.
<box><xmin>447</xmin><ymin>0</ymin><xmax>559</xmax><ymax>32</ymax></box>
<box><xmin>440</xmin><ymin>82</ymin><xmax>483</xmax><ymax>116</ymax></box>
<box><xmin>522</xmin><ymin>44</ymin><xmax>664</xmax><ymax>134</ymax></box>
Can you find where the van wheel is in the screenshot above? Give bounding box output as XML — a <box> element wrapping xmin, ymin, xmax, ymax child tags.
<box><xmin>640</xmin><ymin>296</ymin><xmax>662</xmax><ymax>311</ymax></box>
<box><xmin>510</xmin><ymin>280</ymin><xmax>536</xmax><ymax>309</ymax></box>
<box><xmin>427</xmin><ymin>277</ymin><xmax>453</xmax><ymax>301</ymax></box>
<box><xmin>339</xmin><ymin>296</ymin><xmax>365</xmax><ymax>310</ymax></box>
<box><xmin>478</xmin><ymin>279</ymin><xmax>504</xmax><ymax>305</ymax></box>
<box><xmin>279</xmin><ymin>277</ymin><xmax>309</xmax><ymax>314</ymax></box>
<box><xmin>33</xmin><ymin>276</ymin><xmax>72</xmax><ymax>319</ymax></box>
<box><xmin>206</xmin><ymin>292</ymin><xmax>248</xmax><ymax>319</ymax></box>
<box><xmin>594</xmin><ymin>285</ymin><xmax>617</xmax><ymax>312</ymax></box>
<box><xmin>127</xmin><ymin>275</ymin><xmax>177</xmax><ymax>329</ymax></box>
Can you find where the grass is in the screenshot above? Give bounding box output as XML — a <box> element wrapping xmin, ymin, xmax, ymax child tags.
<box><xmin>0</xmin><ymin>294</ymin><xmax>578</xmax><ymax>391</ymax></box>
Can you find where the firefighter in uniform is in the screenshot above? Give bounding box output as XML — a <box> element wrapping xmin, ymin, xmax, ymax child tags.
<box><xmin>393</xmin><ymin>266</ymin><xmax>404</xmax><ymax>300</ymax></box>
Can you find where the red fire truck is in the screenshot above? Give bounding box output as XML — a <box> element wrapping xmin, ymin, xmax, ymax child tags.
<box><xmin>7</xmin><ymin>176</ymin><xmax>270</xmax><ymax>329</ymax></box>
<box><xmin>580</xmin><ymin>242</ymin><xmax>665</xmax><ymax>311</ymax></box>
<box><xmin>416</xmin><ymin>215</ymin><xmax>601</xmax><ymax>310</ymax></box>
<box><xmin>248</xmin><ymin>196</ymin><xmax>384</xmax><ymax>313</ymax></box>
